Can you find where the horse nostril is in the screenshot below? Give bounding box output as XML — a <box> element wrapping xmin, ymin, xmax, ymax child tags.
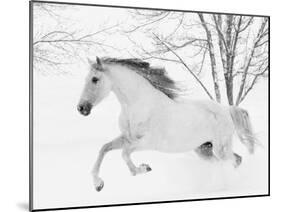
<box><xmin>78</xmin><ymin>105</ymin><xmax>83</xmax><ymax>112</ymax></box>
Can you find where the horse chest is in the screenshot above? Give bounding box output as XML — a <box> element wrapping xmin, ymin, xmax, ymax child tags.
<box><xmin>119</xmin><ymin>109</ymin><xmax>150</xmax><ymax>142</ymax></box>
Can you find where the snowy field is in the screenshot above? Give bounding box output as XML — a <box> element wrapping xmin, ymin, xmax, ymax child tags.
<box><xmin>33</xmin><ymin>65</ymin><xmax>268</xmax><ymax>209</ymax></box>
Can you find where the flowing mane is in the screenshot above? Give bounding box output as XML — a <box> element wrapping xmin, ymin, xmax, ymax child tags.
<box><xmin>102</xmin><ymin>58</ymin><xmax>181</xmax><ymax>99</ymax></box>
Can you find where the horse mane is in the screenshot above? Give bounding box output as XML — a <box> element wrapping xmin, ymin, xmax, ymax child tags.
<box><xmin>102</xmin><ymin>58</ymin><xmax>181</xmax><ymax>99</ymax></box>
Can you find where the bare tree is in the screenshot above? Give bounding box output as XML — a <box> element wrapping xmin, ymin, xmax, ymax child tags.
<box><xmin>124</xmin><ymin>10</ymin><xmax>268</xmax><ymax>105</ymax></box>
<box><xmin>212</xmin><ymin>15</ymin><xmax>268</xmax><ymax>105</ymax></box>
<box><xmin>33</xmin><ymin>3</ymin><xmax>119</xmax><ymax>73</ymax></box>
<box><xmin>153</xmin><ymin>34</ymin><xmax>214</xmax><ymax>100</ymax></box>
<box><xmin>235</xmin><ymin>18</ymin><xmax>268</xmax><ymax>105</ymax></box>
<box><xmin>198</xmin><ymin>13</ymin><xmax>221</xmax><ymax>102</ymax></box>
<box><xmin>123</xmin><ymin>10</ymin><xmax>213</xmax><ymax>99</ymax></box>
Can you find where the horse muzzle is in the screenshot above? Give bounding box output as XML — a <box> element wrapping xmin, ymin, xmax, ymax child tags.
<box><xmin>77</xmin><ymin>102</ymin><xmax>93</xmax><ymax>116</ymax></box>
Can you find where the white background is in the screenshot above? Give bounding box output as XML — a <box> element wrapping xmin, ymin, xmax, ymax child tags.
<box><xmin>0</xmin><ymin>0</ymin><xmax>277</xmax><ymax>212</ymax></box>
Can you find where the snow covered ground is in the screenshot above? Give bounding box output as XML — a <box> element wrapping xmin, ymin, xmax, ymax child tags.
<box><xmin>33</xmin><ymin>67</ymin><xmax>268</xmax><ymax>209</ymax></box>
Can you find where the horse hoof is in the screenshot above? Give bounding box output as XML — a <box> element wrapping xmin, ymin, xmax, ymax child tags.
<box><xmin>130</xmin><ymin>164</ymin><xmax>152</xmax><ymax>176</ymax></box>
<box><xmin>94</xmin><ymin>177</ymin><xmax>104</xmax><ymax>192</ymax></box>
<box><xmin>140</xmin><ymin>164</ymin><xmax>152</xmax><ymax>172</ymax></box>
<box><xmin>95</xmin><ymin>181</ymin><xmax>104</xmax><ymax>192</ymax></box>
<box><xmin>236</xmin><ymin>156</ymin><xmax>242</xmax><ymax>167</ymax></box>
<box><xmin>233</xmin><ymin>153</ymin><xmax>242</xmax><ymax>168</ymax></box>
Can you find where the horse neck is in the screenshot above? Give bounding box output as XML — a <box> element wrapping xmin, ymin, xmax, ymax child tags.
<box><xmin>107</xmin><ymin>65</ymin><xmax>163</xmax><ymax>108</ymax></box>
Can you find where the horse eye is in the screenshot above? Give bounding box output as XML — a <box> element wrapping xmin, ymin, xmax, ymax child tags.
<box><xmin>91</xmin><ymin>77</ymin><xmax>99</xmax><ymax>83</ymax></box>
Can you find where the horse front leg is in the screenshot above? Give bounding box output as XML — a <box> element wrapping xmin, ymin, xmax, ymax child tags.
<box><xmin>92</xmin><ymin>135</ymin><xmax>124</xmax><ymax>192</ymax></box>
<box><xmin>122</xmin><ymin>147</ymin><xmax>152</xmax><ymax>176</ymax></box>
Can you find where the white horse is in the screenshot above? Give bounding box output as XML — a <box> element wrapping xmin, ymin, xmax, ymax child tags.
<box><xmin>77</xmin><ymin>57</ymin><xmax>256</xmax><ymax>192</ymax></box>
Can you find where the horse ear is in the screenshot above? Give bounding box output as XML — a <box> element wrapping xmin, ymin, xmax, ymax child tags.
<box><xmin>95</xmin><ymin>56</ymin><xmax>104</xmax><ymax>71</ymax></box>
<box><xmin>96</xmin><ymin>56</ymin><xmax>102</xmax><ymax>66</ymax></box>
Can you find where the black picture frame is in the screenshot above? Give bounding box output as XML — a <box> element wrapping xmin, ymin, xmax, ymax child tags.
<box><xmin>29</xmin><ymin>1</ymin><xmax>270</xmax><ymax>211</ymax></box>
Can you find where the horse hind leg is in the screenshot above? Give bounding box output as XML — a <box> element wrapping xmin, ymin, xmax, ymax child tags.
<box><xmin>212</xmin><ymin>141</ymin><xmax>242</xmax><ymax>168</ymax></box>
<box><xmin>195</xmin><ymin>142</ymin><xmax>216</xmax><ymax>161</ymax></box>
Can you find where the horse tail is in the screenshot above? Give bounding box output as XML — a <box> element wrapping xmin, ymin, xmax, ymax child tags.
<box><xmin>229</xmin><ymin>106</ymin><xmax>257</xmax><ymax>154</ymax></box>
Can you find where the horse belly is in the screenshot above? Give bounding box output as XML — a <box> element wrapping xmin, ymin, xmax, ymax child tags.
<box><xmin>153</xmin><ymin>116</ymin><xmax>215</xmax><ymax>153</ymax></box>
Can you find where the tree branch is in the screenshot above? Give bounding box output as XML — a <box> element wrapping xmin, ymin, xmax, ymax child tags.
<box><xmin>153</xmin><ymin>33</ymin><xmax>214</xmax><ymax>100</ymax></box>
<box><xmin>125</xmin><ymin>12</ymin><xmax>170</xmax><ymax>33</ymax></box>
<box><xmin>239</xmin><ymin>66</ymin><xmax>268</xmax><ymax>104</ymax></box>
<box><xmin>235</xmin><ymin>18</ymin><xmax>268</xmax><ymax>105</ymax></box>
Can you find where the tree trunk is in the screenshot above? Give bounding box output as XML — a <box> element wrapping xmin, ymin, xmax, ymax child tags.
<box><xmin>198</xmin><ymin>13</ymin><xmax>221</xmax><ymax>103</ymax></box>
<box><xmin>225</xmin><ymin>15</ymin><xmax>234</xmax><ymax>105</ymax></box>
<box><xmin>213</xmin><ymin>14</ymin><xmax>234</xmax><ymax>105</ymax></box>
<box><xmin>225</xmin><ymin>75</ymin><xmax>234</xmax><ymax>105</ymax></box>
